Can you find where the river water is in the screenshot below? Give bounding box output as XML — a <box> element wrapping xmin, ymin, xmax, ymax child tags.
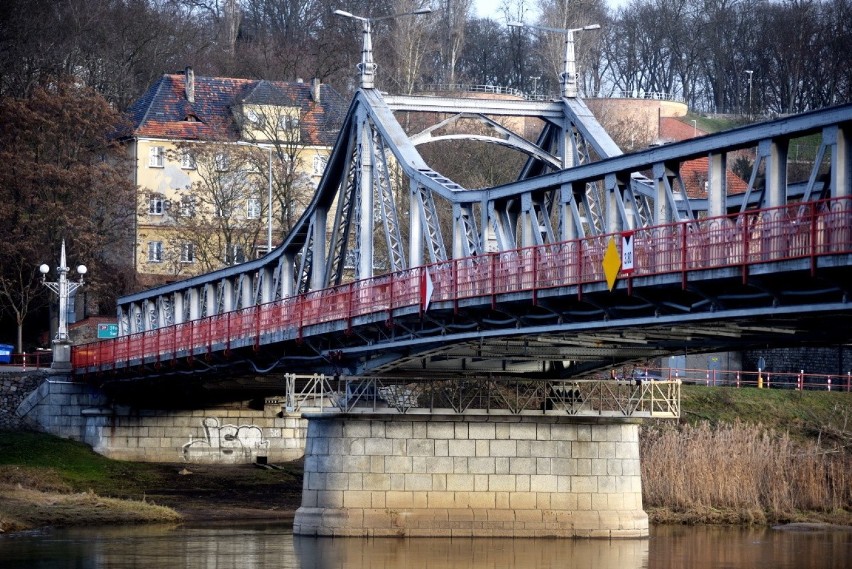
<box><xmin>0</xmin><ymin>523</ymin><xmax>849</xmax><ymax>568</ymax></box>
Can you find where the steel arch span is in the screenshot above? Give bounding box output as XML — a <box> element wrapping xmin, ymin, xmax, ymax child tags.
<box><xmin>74</xmin><ymin>87</ymin><xmax>852</xmax><ymax>391</ymax></box>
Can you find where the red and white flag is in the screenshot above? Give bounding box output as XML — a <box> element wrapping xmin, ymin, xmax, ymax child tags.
<box><xmin>421</xmin><ymin>267</ymin><xmax>434</xmax><ymax>312</ymax></box>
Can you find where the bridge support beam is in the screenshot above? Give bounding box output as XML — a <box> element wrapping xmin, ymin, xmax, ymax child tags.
<box><xmin>293</xmin><ymin>413</ymin><xmax>647</xmax><ymax>538</ymax></box>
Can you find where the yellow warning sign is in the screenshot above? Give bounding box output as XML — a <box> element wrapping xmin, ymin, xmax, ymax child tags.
<box><xmin>602</xmin><ymin>237</ymin><xmax>622</xmax><ymax>291</ymax></box>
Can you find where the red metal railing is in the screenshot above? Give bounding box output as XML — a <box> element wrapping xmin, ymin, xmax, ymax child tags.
<box><xmin>617</xmin><ymin>366</ymin><xmax>852</xmax><ymax>392</ymax></box>
<box><xmin>0</xmin><ymin>351</ymin><xmax>53</xmax><ymax>369</ymax></box>
<box><xmin>71</xmin><ymin>198</ymin><xmax>852</xmax><ymax>371</ymax></box>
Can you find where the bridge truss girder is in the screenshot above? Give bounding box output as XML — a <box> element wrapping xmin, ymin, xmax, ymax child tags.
<box><xmin>113</xmin><ymin>94</ymin><xmax>852</xmax><ymax>384</ymax></box>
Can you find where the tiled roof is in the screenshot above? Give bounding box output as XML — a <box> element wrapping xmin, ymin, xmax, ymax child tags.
<box><xmin>679</xmin><ymin>156</ymin><xmax>749</xmax><ymax>198</ymax></box>
<box><xmin>658</xmin><ymin>117</ymin><xmax>700</xmax><ymax>142</ymax></box>
<box><xmin>658</xmin><ymin>117</ymin><xmax>749</xmax><ymax>197</ymax></box>
<box><xmin>127</xmin><ymin>73</ymin><xmax>347</xmax><ymax>146</ymax></box>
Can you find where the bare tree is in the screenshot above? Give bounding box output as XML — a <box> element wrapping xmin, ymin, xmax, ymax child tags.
<box><xmin>153</xmin><ymin>143</ymin><xmax>266</xmax><ymax>274</ymax></box>
<box><xmin>436</xmin><ymin>0</ymin><xmax>474</xmax><ymax>85</ymax></box>
<box><xmin>240</xmin><ymin>104</ymin><xmax>318</xmax><ymax>238</ymax></box>
<box><xmin>0</xmin><ymin>80</ymin><xmax>135</xmax><ymax>350</ymax></box>
<box><xmin>504</xmin><ymin>0</ymin><xmax>538</xmax><ymax>89</ymax></box>
<box><xmin>384</xmin><ymin>0</ymin><xmax>438</xmax><ymax>93</ymax></box>
<box><xmin>457</xmin><ymin>17</ymin><xmax>513</xmax><ymax>85</ymax></box>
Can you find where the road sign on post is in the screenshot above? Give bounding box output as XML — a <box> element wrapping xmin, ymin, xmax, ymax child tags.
<box><xmin>621</xmin><ymin>231</ymin><xmax>634</xmax><ymax>275</ymax></box>
<box><xmin>602</xmin><ymin>237</ymin><xmax>622</xmax><ymax>291</ymax></box>
<box><xmin>97</xmin><ymin>323</ymin><xmax>119</xmax><ymax>339</ymax></box>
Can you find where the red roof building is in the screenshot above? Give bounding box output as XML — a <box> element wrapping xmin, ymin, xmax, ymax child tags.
<box><xmin>658</xmin><ymin>117</ymin><xmax>749</xmax><ymax>199</ymax></box>
<box><xmin>126</xmin><ymin>69</ymin><xmax>346</xmax><ymax>283</ymax></box>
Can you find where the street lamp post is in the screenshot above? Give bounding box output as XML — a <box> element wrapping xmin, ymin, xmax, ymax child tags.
<box><xmin>691</xmin><ymin>119</ymin><xmax>697</xmax><ymax>137</ymax></box>
<box><xmin>266</xmin><ymin>145</ymin><xmax>273</xmax><ymax>252</ymax></box>
<box><xmin>334</xmin><ymin>7</ymin><xmax>433</xmax><ymax>89</ymax></box>
<box><xmin>39</xmin><ymin>240</ymin><xmax>86</xmax><ymax>371</ymax></box>
<box><xmin>530</xmin><ymin>76</ymin><xmax>540</xmax><ymax>99</ymax></box>
<box><xmin>508</xmin><ymin>21</ymin><xmax>601</xmax><ymax>98</ymax></box>
<box><xmin>745</xmin><ymin>69</ymin><xmax>753</xmax><ymax>120</ymax></box>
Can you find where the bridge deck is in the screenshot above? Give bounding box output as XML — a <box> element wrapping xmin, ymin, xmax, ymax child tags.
<box><xmin>72</xmin><ymin>197</ymin><xmax>851</xmax><ymax>377</ymax></box>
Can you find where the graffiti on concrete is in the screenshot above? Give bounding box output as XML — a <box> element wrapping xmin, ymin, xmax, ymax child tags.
<box><xmin>182</xmin><ymin>417</ymin><xmax>269</xmax><ymax>464</ymax></box>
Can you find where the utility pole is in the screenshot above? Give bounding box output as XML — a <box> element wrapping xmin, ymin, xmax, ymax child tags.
<box><xmin>745</xmin><ymin>70</ymin><xmax>753</xmax><ymax>120</ymax></box>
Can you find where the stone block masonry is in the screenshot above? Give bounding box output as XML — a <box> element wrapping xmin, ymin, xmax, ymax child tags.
<box><xmin>14</xmin><ymin>376</ymin><xmax>309</xmax><ymax>463</ymax></box>
<box><xmin>293</xmin><ymin>413</ymin><xmax>648</xmax><ymax>538</ymax></box>
<box><xmin>0</xmin><ymin>370</ymin><xmax>48</xmax><ymax>430</ymax></box>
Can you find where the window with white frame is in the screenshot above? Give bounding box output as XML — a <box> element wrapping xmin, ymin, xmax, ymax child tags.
<box><xmin>229</xmin><ymin>244</ymin><xmax>246</xmax><ymax>265</ymax></box>
<box><xmin>246</xmin><ymin>197</ymin><xmax>261</xmax><ymax>219</ymax></box>
<box><xmin>215</xmin><ymin>202</ymin><xmax>231</xmax><ymax>218</ymax></box>
<box><xmin>245</xmin><ymin>108</ymin><xmax>264</xmax><ymax>127</ymax></box>
<box><xmin>214</xmin><ymin>153</ymin><xmax>230</xmax><ymax>171</ymax></box>
<box><xmin>180</xmin><ymin>243</ymin><xmax>195</xmax><ymax>263</ymax></box>
<box><xmin>313</xmin><ymin>155</ymin><xmax>328</xmax><ymax>175</ymax></box>
<box><xmin>149</xmin><ymin>146</ymin><xmax>164</xmax><ymax>167</ymax></box>
<box><xmin>180</xmin><ymin>150</ymin><xmax>196</xmax><ymax>169</ymax></box>
<box><xmin>278</xmin><ymin>113</ymin><xmax>301</xmax><ymax>134</ymax></box>
<box><xmin>147</xmin><ymin>241</ymin><xmax>163</xmax><ymax>262</ymax></box>
<box><xmin>148</xmin><ymin>194</ymin><xmax>165</xmax><ymax>215</ymax></box>
<box><xmin>179</xmin><ymin>195</ymin><xmax>195</xmax><ymax>217</ymax></box>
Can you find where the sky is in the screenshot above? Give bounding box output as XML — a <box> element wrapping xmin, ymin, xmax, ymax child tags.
<box><xmin>473</xmin><ymin>0</ymin><xmax>630</xmax><ymax>20</ymax></box>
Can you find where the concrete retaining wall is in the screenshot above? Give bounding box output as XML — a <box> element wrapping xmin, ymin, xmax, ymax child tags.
<box><xmin>15</xmin><ymin>377</ymin><xmax>309</xmax><ymax>463</ymax></box>
<box><xmin>744</xmin><ymin>346</ymin><xmax>852</xmax><ymax>378</ymax></box>
<box><xmin>294</xmin><ymin>413</ymin><xmax>647</xmax><ymax>538</ymax></box>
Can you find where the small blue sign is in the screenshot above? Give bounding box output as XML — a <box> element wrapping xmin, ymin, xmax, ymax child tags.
<box><xmin>97</xmin><ymin>323</ymin><xmax>119</xmax><ymax>339</ymax></box>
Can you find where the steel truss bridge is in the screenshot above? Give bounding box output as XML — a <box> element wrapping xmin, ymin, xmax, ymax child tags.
<box><xmin>71</xmin><ymin>74</ymin><xmax>852</xmax><ymax>399</ymax></box>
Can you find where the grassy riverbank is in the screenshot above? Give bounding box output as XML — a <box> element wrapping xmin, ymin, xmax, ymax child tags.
<box><xmin>1</xmin><ymin>385</ymin><xmax>850</xmax><ymax>532</ymax></box>
<box><xmin>0</xmin><ymin>431</ymin><xmax>302</xmax><ymax>533</ymax></box>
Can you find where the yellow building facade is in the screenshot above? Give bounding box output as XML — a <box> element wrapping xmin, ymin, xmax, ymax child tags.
<box><xmin>127</xmin><ymin>69</ymin><xmax>345</xmax><ymax>284</ymax></box>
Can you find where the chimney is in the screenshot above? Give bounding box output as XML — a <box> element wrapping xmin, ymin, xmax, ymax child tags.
<box><xmin>185</xmin><ymin>66</ymin><xmax>195</xmax><ymax>104</ymax></box>
<box><xmin>312</xmin><ymin>77</ymin><xmax>321</xmax><ymax>104</ymax></box>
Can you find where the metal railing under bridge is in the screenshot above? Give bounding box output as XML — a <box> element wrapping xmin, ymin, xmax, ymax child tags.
<box><xmin>71</xmin><ymin>197</ymin><xmax>852</xmax><ymax>372</ymax></box>
<box><xmin>281</xmin><ymin>374</ymin><xmax>680</xmax><ymax>419</ymax></box>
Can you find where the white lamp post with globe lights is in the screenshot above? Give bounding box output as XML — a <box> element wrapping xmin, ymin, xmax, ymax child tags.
<box><xmin>39</xmin><ymin>240</ymin><xmax>86</xmax><ymax>370</ymax></box>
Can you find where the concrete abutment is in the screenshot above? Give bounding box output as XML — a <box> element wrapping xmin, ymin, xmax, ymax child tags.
<box><xmin>293</xmin><ymin>413</ymin><xmax>648</xmax><ymax>538</ymax></box>
<box><xmin>14</xmin><ymin>376</ymin><xmax>308</xmax><ymax>463</ymax></box>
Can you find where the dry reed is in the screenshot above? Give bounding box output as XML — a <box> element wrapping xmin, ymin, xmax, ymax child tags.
<box><xmin>640</xmin><ymin>420</ymin><xmax>851</xmax><ymax>521</ymax></box>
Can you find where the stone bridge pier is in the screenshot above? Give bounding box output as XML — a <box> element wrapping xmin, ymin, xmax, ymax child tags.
<box><xmin>293</xmin><ymin>413</ymin><xmax>647</xmax><ymax>538</ymax></box>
